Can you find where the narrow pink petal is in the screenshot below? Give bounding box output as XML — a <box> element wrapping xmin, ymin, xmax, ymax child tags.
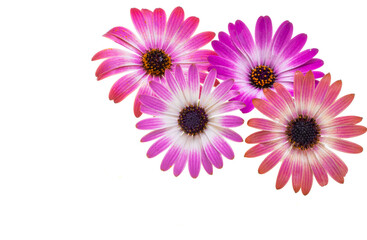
<box><xmin>319</xmin><ymin>94</ymin><xmax>355</xmax><ymax>122</ymax></box>
<box><xmin>95</xmin><ymin>57</ymin><xmax>140</xmax><ymax>80</ymax></box>
<box><xmin>233</xmin><ymin>20</ymin><xmax>255</xmax><ymax>56</ymax></box>
<box><xmin>209</xmin><ymin>80</ymin><xmax>234</xmax><ymax>105</ymax></box>
<box><xmin>314</xmin><ymin>145</ymin><xmax>344</xmax><ymax>183</ymax></box>
<box><xmin>321</xmin><ymin>137</ymin><xmax>363</xmax><ymax>154</ymax></box>
<box><xmin>217</xmin><ymin>128</ymin><xmax>243</xmax><ymax>142</ymax></box>
<box><xmin>245</xmin><ymin>139</ymin><xmax>285</xmax><ymax>158</ymax></box>
<box><xmin>173</xmin><ymin>150</ymin><xmax>188</xmax><ymax>176</ymax></box>
<box><xmin>163</xmin><ymin>7</ymin><xmax>184</xmax><ymax>50</ymax></box>
<box><xmin>309</xmin><ymin>73</ymin><xmax>331</xmax><ymax>116</ymax></box>
<box><xmin>247</xmin><ymin>118</ymin><xmax>285</xmax><ymax>131</ymax></box>
<box><xmin>246</xmin><ymin>131</ymin><xmax>284</xmax><ymax>144</ymax></box>
<box><xmin>301</xmin><ymin>71</ymin><xmax>315</xmax><ymax>115</ymax></box>
<box><xmin>140</xmin><ymin>104</ymin><xmax>163</xmax><ymax>116</ymax></box>
<box><xmin>271</xmin><ymin>21</ymin><xmax>293</xmax><ymax>55</ymax></box>
<box><xmin>200</xmin><ymin>69</ymin><xmax>217</xmax><ymax>104</ymax></box>
<box><xmin>153</xmin><ymin>8</ymin><xmax>166</xmax><ymax>49</ymax></box>
<box><xmin>324</xmin><ymin>116</ymin><xmax>363</xmax><ymax>128</ymax></box>
<box><xmin>188</xmin><ymin>64</ymin><xmax>200</xmax><ymax>103</ymax></box>
<box><xmin>92</xmin><ymin>48</ymin><xmax>127</xmax><ymax>61</ymax></box>
<box><xmin>252</xmin><ymin>98</ymin><xmax>283</xmax><ymax>122</ymax></box>
<box><xmin>133</xmin><ymin>80</ymin><xmax>152</xmax><ymax>118</ymax></box>
<box><xmin>201</xmin><ymin>148</ymin><xmax>213</xmax><ymax>175</ymax></box>
<box><xmin>255</xmin><ymin>16</ymin><xmax>272</xmax><ymax>54</ymax></box>
<box><xmin>293</xmin><ymin>71</ymin><xmax>304</xmax><ymax>113</ymax></box>
<box><xmin>139</xmin><ymin>95</ymin><xmax>168</xmax><ymax>112</ymax></box>
<box><xmin>130</xmin><ymin>8</ymin><xmax>151</xmax><ymax>48</ymax></box>
<box><xmin>211</xmin><ymin>40</ymin><xmax>242</xmax><ymax>62</ymax></box>
<box><xmin>167</xmin><ymin>17</ymin><xmax>199</xmax><ymax>53</ymax></box>
<box><xmin>210</xmin><ymin>135</ymin><xmax>235</xmax><ymax>160</ymax></box>
<box><xmin>323</xmin><ymin>125</ymin><xmax>367</xmax><ymax>138</ymax></box>
<box><xmin>161</xmin><ymin>145</ymin><xmax>181</xmax><ymax>171</ymax></box>
<box><xmin>109</xmin><ymin>71</ymin><xmax>146</xmax><ymax>103</ymax></box>
<box><xmin>315</xmin><ymin>80</ymin><xmax>342</xmax><ymax>117</ymax></box>
<box><xmin>149</xmin><ymin>81</ymin><xmax>173</xmax><ymax>103</ymax></box>
<box><xmin>292</xmin><ymin>150</ymin><xmax>303</xmax><ymax>193</ymax></box>
<box><xmin>189</xmin><ymin>148</ymin><xmax>201</xmax><ymax>178</ymax></box>
<box><xmin>136</xmin><ymin>118</ymin><xmax>165</xmax><ymax>130</ymax></box>
<box><xmin>276</xmin><ymin>149</ymin><xmax>295</xmax><ymax>190</ymax></box>
<box><xmin>308</xmin><ymin>151</ymin><xmax>328</xmax><ymax>186</ymax></box>
<box><xmin>174</xmin><ymin>65</ymin><xmax>187</xmax><ymax>93</ymax></box>
<box><xmin>208</xmin><ymin>101</ymin><xmax>246</xmax><ymax>115</ymax></box>
<box><xmin>103</xmin><ymin>26</ymin><xmax>145</xmax><ymax>53</ymax></box>
<box><xmin>174</xmin><ymin>32</ymin><xmax>215</xmax><ymax>56</ymax></box>
<box><xmin>263</xmin><ymin>88</ymin><xmax>291</xmax><ymax>120</ymax></box>
<box><xmin>165</xmin><ymin>70</ymin><xmax>181</xmax><ymax>95</ymax></box>
<box><xmin>321</xmin><ymin>146</ymin><xmax>348</xmax><ymax>177</ymax></box>
<box><xmin>273</xmin><ymin>83</ymin><xmax>298</xmax><ymax>119</ymax></box>
<box><xmin>281</xmin><ymin>33</ymin><xmax>307</xmax><ymax>59</ymax></box>
<box><xmin>141</xmin><ymin>128</ymin><xmax>170</xmax><ymax>142</ymax></box>
<box><xmin>147</xmin><ymin>136</ymin><xmax>173</xmax><ymax>158</ymax></box>
<box><xmin>258</xmin><ymin>143</ymin><xmax>289</xmax><ymax>174</ymax></box>
<box><xmin>141</xmin><ymin>9</ymin><xmax>155</xmax><ymax>48</ymax></box>
<box><xmin>212</xmin><ymin>115</ymin><xmax>244</xmax><ymax>128</ymax></box>
<box><xmin>202</xmin><ymin>141</ymin><xmax>223</xmax><ymax>169</ymax></box>
<box><xmin>301</xmin><ymin>160</ymin><xmax>313</xmax><ymax>195</ymax></box>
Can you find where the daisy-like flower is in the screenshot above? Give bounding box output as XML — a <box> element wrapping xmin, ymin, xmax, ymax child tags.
<box><xmin>245</xmin><ymin>71</ymin><xmax>366</xmax><ymax>195</ymax></box>
<box><xmin>208</xmin><ymin>16</ymin><xmax>324</xmax><ymax>113</ymax></box>
<box><xmin>136</xmin><ymin>64</ymin><xmax>245</xmax><ymax>178</ymax></box>
<box><xmin>92</xmin><ymin>7</ymin><xmax>216</xmax><ymax>117</ymax></box>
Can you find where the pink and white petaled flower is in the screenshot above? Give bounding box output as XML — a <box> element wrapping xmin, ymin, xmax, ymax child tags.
<box><xmin>92</xmin><ymin>7</ymin><xmax>216</xmax><ymax>117</ymax></box>
<box><xmin>245</xmin><ymin>71</ymin><xmax>366</xmax><ymax>195</ymax></box>
<box><xmin>136</xmin><ymin>64</ymin><xmax>245</xmax><ymax>178</ymax></box>
<box><xmin>208</xmin><ymin>16</ymin><xmax>324</xmax><ymax>113</ymax></box>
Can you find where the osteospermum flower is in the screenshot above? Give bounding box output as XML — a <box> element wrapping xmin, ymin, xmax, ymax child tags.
<box><xmin>245</xmin><ymin>71</ymin><xmax>366</xmax><ymax>195</ymax></box>
<box><xmin>208</xmin><ymin>16</ymin><xmax>324</xmax><ymax>113</ymax></box>
<box><xmin>92</xmin><ymin>7</ymin><xmax>216</xmax><ymax>117</ymax></box>
<box><xmin>136</xmin><ymin>64</ymin><xmax>245</xmax><ymax>178</ymax></box>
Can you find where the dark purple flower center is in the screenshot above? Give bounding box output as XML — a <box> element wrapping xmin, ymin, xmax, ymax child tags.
<box><xmin>142</xmin><ymin>49</ymin><xmax>172</xmax><ymax>76</ymax></box>
<box><xmin>286</xmin><ymin>115</ymin><xmax>320</xmax><ymax>150</ymax></box>
<box><xmin>249</xmin><ymin>65</ymin><xmax>276</xmax><ymax>89</ymax></box>
<box><xmin>178</xmin><ymin>105</ymin><xmax>208</xmax><ymax>136</ymax></box>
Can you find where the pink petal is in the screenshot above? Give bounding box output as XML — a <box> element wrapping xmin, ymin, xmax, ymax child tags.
<box><xmin>163</xmin><ymin>7</ymin><xmax>184</xmax><ymax>50</ymax></box>
<box><xmin>270</xmin><ymin>21</ymin><xmax>293</xmax><ymax>55</ymax></box>
<box><xmin>319</xmin><ymin>94</ymin><xmax>355</xmax><ymax>122</ymax></box>
<box><xmin>208</xmin><ymin>101</ymin><xmax>246</xmax><ymax>115</ymax></box>
<box><xmin>323</xmin><ymin>125</ymin><xmax>367</xmax><ymax>138</ymax></box>
<box><xmin>95</xmin><ymin>57</ymin><xmax>141</xmax><ymax>80</ymax></box>
<box><xmin>161</xmin><ymin>144</ymin><xmax>181</xmax><ymax>171</ymax></box>
<box><xmin>200</xmin><ymin>69</ymin><xmax>217</xmax><ymax>104</ymax></box>
<box><xmin>263</xmin><ymin>88</ymin><xmax>291</xmax><ymax>120</ymax></box>
<box><xmin>109</xmin><ymin>71</ymin><xmax>146</xmax><ymax>103</ymax></box>
<box><xmin>315</xmin><ymin>80</ymin><xmax>342</xmax><ymax>117</ymax></box>
<box><xmin>173</xmin><ymin>149</ymin><xmax>188</xmax><ymax>177</ymax></box>
<box><xmin>188</xmin><ymin>64</ymin><xmax>200</xmax><ymax>103</ymax></box>
<box><xmin>309</xmin><ymin>73</ymin><xmax>331</xmax><ymax>116</ymax></box>
<box><xmin>301</xmin><ymin>71</ymin><xmax>315</xmax><ymax>115</ymax></box>
<box><xmin>308</xmin><ymin>151</ymin><xmax>328</xmax><ymax>187</ymax></box>
<box><xmin>149</xmin><ymin>81</ymin><xmax>173</xmax><ymax>103</ymax></box>
<box><xmin>273</xmin><ymin>83</ymin><xmax>298</xmax><ymax>119</ymax></box>
<box><xmin>141</xmin><ymin>9</ymin><xmax>155</xmax><ymax>48</ymax></box>
<box><xmin>245</xmin><ymin>140</ymin><xmax>284</xmax><ymax>158</ymax></box>
<box><xmin>174</xmin><ymin>65</ymin><xmax>187</xmax><ymax>93</ymax></box>
<box><xmin>245</xmin><ymin>131</ymin><xmax>284</xmax><ymax>144</ymax></box>
<box><xmin>153</xmin><ymin>8</ymin><xmax>166</xmax><ymax>49</ymax></box>
<box><xmin>212</xmin><ymin>115</ymin><xmax>244</xmax><ymax>128</ymax></box>
<box><xmin>139</xmin><ymin>95</ymin><xmax>168</xmax><ymax>112</ymax></box>
<box><xmin>252</xmin><ymin>98</ymin><xmax>283</xmax><ymax>122</ymax></box>
<box><xmin>314</xmin><ymin>145</ymin><xmax>344</xmax><ymax>183</ymax></box>
<box><xmin>202</xmin><ymin>141</ymin><xmax>223</xmax><ymax>169</ymax></box>
<box><xmin>201</xmin><ymin>149</ymin><xmax>213</xmax><ymax>175</ymax></box>
<box><xmin>258</xmin><ymin>143</ymin><xmax>289</xmax><ymax>174</ymax></box>
<box><xmin>92</xmin><ymin>48</ymin><xmax>127</xmax><ymax>61</ymax></box>
<box><xmin>130</xmin><ymin>8</ymin><xmax>151</xmax><ymax>48</ymax></box>
<box><xmin>301</xmin><ymin>160</ymin><xmax>313</xmax><ymax>195</ymax></box>
<box><xmin>175</xmin><ymin>32</ymin><xmax>215</xmax><ymax>56</ymax></box>
<box><xmin>134</xmin><ymin>80</ymin><xmax>152</xmax><ymax>118</ymax></box>
<box><xmin>321</xmin><ymin>146</ymin><xmax>348</xmax><ymax>177</ymax></box>
<box><xmin>147</xmin><ymin>137</ymin><xmax>173</xmax><ymax>158</ymax></box>
<box><xmin>167</xmin><ymin>17</ymin><xmax>199</xmax><ymax>54</ymax></box>
<box><xmin>136</xmin><ymin>118</ymin><xmax>165</xmax><ymax>130</ymax></box>
<box><xmin>255</xmin><ymin>16</ymin><xmax>272</xmax><ymax>54</ymax></box>
<box><xmin>217</xmin><ymin>128</ymin><xmax>243</xmax><ymax>142</ymax></box>
<box><xmin>233</xmin><ymin>20</ymin><xmax>255</xmax><ymax>56</ymax></box>
<box><xmin>292</xmin><ymin>150</ymin><xmax>303</xmax><ymax>193</ymax></box>
<box><xmin>188</xmin><ymin>148</ymin><xmax>201</xmax><ymax>178</ymax></box>
<box><xmin>247</xmin><ymin>118</ymin><xmax>285</xmax><ymax>131</ymax></box>
<box><xmin>103</xmin><ymin>26</ymin><xmax>145</xmax><ymax>53</ymax></box>
<box><xmin>293</xmin><ymin>71</ymin><xmax>304</xmax><ymax>113</ymax></box>
<box><xmin>276</xmin><ymin>149</ymin><xmax>295</xmax><ymax>190</ymax></box>
<box><xmin>281</xmin><ymin>33</ymin><xmax>307</xmax><ymax>59</ymax></box>
<box><xmin>321</xmin><ymin>137</ymin><xmax>363</xmax><ymax>154</ymax></box>
<box><xmin>324</xmin><ymin>116</ymin><xmax>363</xmax><ymax>128</ymax></box>
<box><xmin>141</xmin><ymin>128</ymin><xmax>168</xmax><ymax>142</ymax></box>
<box><xmin>176</xmin><ymin>49</ymin><xmax>216</xmax><ymax>64</ymax></box>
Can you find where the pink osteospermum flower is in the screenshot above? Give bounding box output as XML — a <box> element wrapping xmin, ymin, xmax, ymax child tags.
<box><xmin>92</xmin><ymin>7</ymin><xmax>216</xmax><ymax>117</ymax></box>
<box><xmin>245</xmin><ymin>71</ymin><xmax>366</xmax><ymax>195</ymax></box>
<box><xmin>136</xmin><ymin>64</ymin><xmax>245</xmax><ymax>178</ymax></box>
<box><xmin>208</xmin><ymin>16</ymin><xmax>324</xmax><ymax>113</ymax></box>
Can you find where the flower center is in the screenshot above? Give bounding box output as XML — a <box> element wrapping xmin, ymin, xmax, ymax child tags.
<box><xmin>142</xmin><ymin>49</ymin><xmax>172</xmax><ymax>76</ymax></box>
<box><xmin>249</xmin><ymin>65</ymin><xmax>276</xmax><ymax>88</ymax></box>
<box><xmin>178</xmin><ymin>105</ymin><xmax>208</xmax><ymax>136</ymax></box>
<box><xmin>286</xmin><ymin>115</ymin><xmax>320</xmax><ymax>150</ymax></box>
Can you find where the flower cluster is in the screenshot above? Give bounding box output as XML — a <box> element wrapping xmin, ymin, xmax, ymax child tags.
<box><xmin>92</xmin><ymin>7</ymin><xmax>365</xmax><ymax>195</ymax></box>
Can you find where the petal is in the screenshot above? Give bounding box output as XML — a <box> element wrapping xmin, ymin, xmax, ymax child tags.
<box><xmin>139</xmin><ymin>95</ymin><xmax>168</xmax><ymax>112</ymax></box>
<box><xmin>314</xmin><ymin>145</ymin><xmax>344</xmax><ymax>183</ymax></box>
<box><xmin>153</xmin><ymin>8</ymin><xmax>166</xmax><ymax>49</ymax></box>
<box><xmin>188</xmin><ymin>139</ymin><xmax>201</xmax><ymax>178</ymax></box>
<box><xmin>273</xmin><ymin>82</ymin><xmax>298</xmax><ymax>119</ymax></box>
<box><xmin>292</xmin><ymin>150</ymin><xmax>303</xmax><ymax>193</ymax></box>
<box><xmin>255</xmin><ymin>16</ymin><xmax>272</xmax><ymax>53</ymax></box>
<box><xmin>245</xmin><ymin>131</ymin><xmax>285</xmax><ymax>144</ymax></box>
<box><xmin>216</xmin><ymin>127</ymin><xmax>243</xmax><ymax>142</ymax></box>
<box><xmin>233</xmin><ymin>20</ymin><xmax>256</xmax><ymax>56</ymax></box>
<box><xmin>133</xmin><ymin>80</ymin><xmax>152</xmax><ymax>118</ymax></box>
<box><xmin>247</xmin><ymin>118</ymin><xmax>285</xmax><ymax>131</ymax></box>
<box><xmin>281</xmin><ymin>33</ymin><xmax>307</xmax><ymax>59</ymax></box>
<box><xmin>211</xmin><ymin>115</ymin><xmax>244</xmax><ymax>128</ymax></box>
<box><xmin>258</xmin><ymin>142</ymin><xmax>289</xmax><ymax>174</ymax></box>
<box><xmin>92</xmin><ymin>48</ymin><xmax>128</xmax><ymax>61</ymax></box>
<box><xmin>174</xmin><ymin>32</ymin><xmax>215</xmax><ymax>56</ymax></box>
<box><xmin>314</xmin><ymin>80</ymin><xmax>342</xmax><ymax>117</ymax></box>
<box><xmin>263</xmin><ymin>88</ymin><xmax>292</xmax><ymax>120</ymax></box>
<box><xmin>103</xmin><ymin>26</ymin><xmax>145</xmax><ymax>53</ymax></box>
<box><xmin>319</xmin><ymin>94</ymin><xmax>355</xmax><ymax>123</ymax></box>
<box><xmin>163</xmin><ymin>7</ymin><xmax>184</xmax><ymax>49</ymax></box>
<box><xmin>130</xmin><ymin>8</ymin><xmax>151</xmax><ymax>48</ymax></box>
<box><xmin>205</xmin><ymin>80</ymin><xmax>234</xmax><ymax>108</ymax></box>
<box><xmin>309</xmin><ymin>73</ymin><xmax>331</xmax><ymax>116</ymax></box>
<box><xmin>252</xmin><ymin>98</ymin><xmax>284</xmax><ymax>122</ymax></box>
<box><xmin>167</xmin><ymin>17</ymin><xmax>199</xmax><ymax>54</ymax></box>
<box><xmin>149</xmin><ymin>81</ymin><xmax>173</xmax><ymax>103</ymax></box>
<box><xmin>245</xmin><ymin>139</ymin><xmax>285</xmax><ymax>158</ymax></box>
<box><xmin>200</xmin><ymin>134</ymin><xmax>223</xmax><ymax>169</ymax></box>
<box><xmin>301</xmin><ymin>159</ymin><xmax>313</xmax><ymax>195</ymax></box>
<box><xmin>271</xmin><ymin>21</ymin><xmax>293</xmax><ymax>55</ymax></box>
<box><xmin>147</xmin><ymin>136</ymin><xmax>173</xmax><ymax>158</ymax></box>
<box><xmin>201</xmin><ymin>148</ymin><xmax>213</xmax><ymax>175</ymax></box>
<box><xmin>95</xmin><ymin>57</ymin><xmax>141</xmax><ymax>80</ymax></box>
<box><xmin>109</xmin><ymin>71</ymin><xmax>146</xmax><ymax>103</ymax></box>
<box><xmin>141</xmin><ymin>128</ymin><xmax>169</xmax><ymax>142</ymax></box>
<box><xmin>161</xmin><ymin>144</ymin><xmax>181</xmax><ymax>171</ymax></box>
<box><xmin>136</xmin><ymin>118</ymin><xmax>165</xmax><ymax>130</ymax></box>
<box><xmin>321</xmin><ymin>137</ymin><xmax>363</xmax><ymax>154</ymax></box>
<box><xmin>324</xmin><ymin>116</ymin><xmax>363</xmax><ymax>128</ymax></box>
<box><xmin>276</xmin><ymin>149</ymin><xmax>295</xmax><ymax>189</ymax></box>
<box><xmin>323</xmin><ymin>125</ymin><xmax>367</xmax><ymax>138</ymax></box>
<box><xmin>187</xmin><ymin>64</ymin><xmax>200</xmax><ymax>104</ymax></box>
<box><xmin>173</xmin><ymin>149</ymin><xmax>188</xmax><ymax>177</ymax></box>
<box><xmin>308</xmin><ymin>151</ymin><xmax>328</xmax><ymax>187</ymax></box>
<box><xmin>200</xmin><ymin>69</ymin><xmax>217</xmax><ymax>106</ymax></box>
<box><xmin>207</xmin><ymin>101</ymin><xmax>246</xmax><ymax>115</ymax></box>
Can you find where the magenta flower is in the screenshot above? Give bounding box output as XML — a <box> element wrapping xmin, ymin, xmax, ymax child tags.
<box><xmin>92</xmin><ymin>7</ymin><xmax>216</xmax><ymax>117</ymax></box>
<box><xmin>136</xmin><ymin>64</ymin><xmax>245</xmax><ymax>178</ymax></box>
<box><xmin>208</xmin><ymin>16</ymin><xmax>324</xmax><ymax>113</ymax></box>
<box><xmin>245</xmin><ymin>71</ymin><xmax>366</xmax><ymax>195</ymax></box>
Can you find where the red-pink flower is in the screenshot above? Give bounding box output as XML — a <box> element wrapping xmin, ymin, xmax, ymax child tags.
<box><xmin>92</xmin><ymin>7</ymin><xmax>215</xmax><ymax>117</ymax></box>
<box><xmin>245</xmin><ymin>71</ymin><xmax>366</xmax><ymax>195</ymax></box>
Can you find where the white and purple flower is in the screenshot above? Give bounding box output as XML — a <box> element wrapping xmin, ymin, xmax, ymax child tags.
<box><xmin>209</xmin><ymin>16</ymin><xmax>324</xmax><ymax>113</ymax></box>
<box><xmin>136</xmin><ymin>64</ymin><xmax>245</xmax><ymax>178</ymax></box>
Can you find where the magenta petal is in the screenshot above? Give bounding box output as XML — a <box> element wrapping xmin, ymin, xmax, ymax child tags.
<box><xmin>213</xmin><ymin>115</ymin><xmax>244</xmax><ymax>128</ymax></box>
<box><xmin>147</xmin><ymin>137</ymin><xmax>173</xmax><ymax>158</ymax></box>
<box><xmin>141</xmin><ymin>128</ymin><xmax>168</xmax><ymax>142</ymax></box>
<box><xmin>211</xmin><ymin>135</ymin><xmax>234</xmax><ymax>160</ymax></box>
<box><xmin>188</xmin><ymin>149</ymin><xmax>201</xmax><ymax>178</ymax></box>
<box><xmin>133</xmin><ymin>81</ymin><xmax>153</xmax><ymax>118</ymax></box>
<box><xmin>202</xmin><ymin>140</ymin><xmax>223</xmax><ymax>169</ymax></box>
<box><xmin>173</xmin><ymin>150</ymin><xmax>188</xmax><ymax>176</ymax></box>
<box><xmin>276</xmin><ymin>150</ymin><xmax>294</xmax><ymax>189</ymax></box>
<box><xmin>139</xmin><ymin>95</ymin><xmax>168</xmax><ymax>112</ymax></box>
<box><xmin>201</xmin><ymin>149</ymin><xmax>213</xmax><ymax>175</ymax></box>
<box><xmin>92</xmin><ymin>48</ymin><xmax>127</xmax><ymax>61</ymax></box>
<box><xmin>271</xmin><ymin>21</ymin><xmax>293</xmax><ymax>55</ymax></box>
<box><xmin>163</xmin><ymin>7</ymin><xmax>184</xmax><ymax>49</ymax></box>
<box><xmin>217</xmin><ymin>128</ymin><xmax>243</xmax><ymax>142</ymax></box>
<box><xmin>95</xmin><ymin>57</ymin><xmax>140</xmax><ymax>80</ymax></box>
<box><xmin>153</xmin><ymin>8</ymin><xmax>166</xmax><ymax>49</ymax></box>
<box><xmin>130</xmin><ymin>8</ymin><xmax>151</xmax><ymax>48</ymax></box>
<box><xmin>149</xmin><ymin>81</ymin><xmax>173</xmax><ymax>103</ymax></box>
<box><xmin>175</xmin><ymin>32</ymin><xmax>215</xmax><ymax>56</ymax></box>
<box><xmin>109</xmin><ymin>71</ymin><xmax>146</xmax><ymax>102</ymax></box>
<box><xmin>103</xmin><ymin>26</ymin><xmax>145</xmax><ymax>53</ymax></box>
<box><xmin>234</xmin><ymin>20</ymin><xmax>255</xmax><ymax>56</ymax></box>
<box><xmin>136</xmin><ymin>118</ymin><xmax>165</xmax><ymax>130</ymax></box>
<box><xmin>255</xmin><ymin>16</ymin><xmax>272</xmax><ymax>52</ymax></box>
<box><xmin>161</xmin><ymin>145</ymin><xmax>181</xmax><ymax>171</ymax></box>
<box><xmin>281</xmin><ymin>33</ymin><xmax>307</xmax><ymax>59</ymax></box>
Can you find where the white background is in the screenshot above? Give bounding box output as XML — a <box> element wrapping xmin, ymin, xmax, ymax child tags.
<box><xmin>1</xmin><ymin>0</ymin><xmax>367</xmax><ymax>239</ymax></box>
